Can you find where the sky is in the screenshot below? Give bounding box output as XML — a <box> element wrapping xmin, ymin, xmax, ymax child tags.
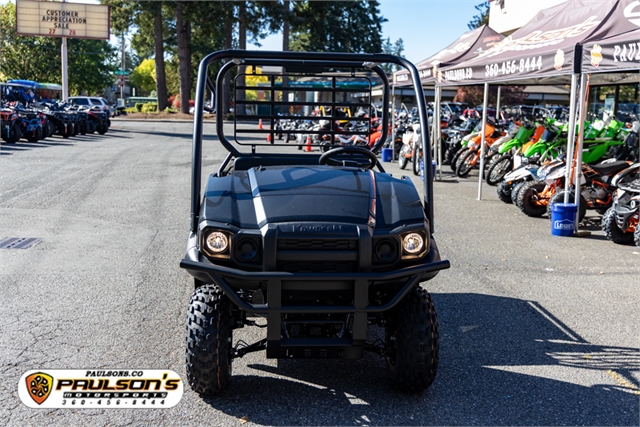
<box><xmin>1</xmin><ymin>0</ymin><xmax>484</xmax><ymax>66</ymax></box>
<box><xmin>250</xmin><ymin>0</ymin><xmax>483</xmax><ymax>64</ymax></box>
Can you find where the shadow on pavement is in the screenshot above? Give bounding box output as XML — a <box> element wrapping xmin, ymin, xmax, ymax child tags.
<box><xmin>201</xmin><ymin>293</ymin><xmax>639</xmax><ymax>426</ymax></box>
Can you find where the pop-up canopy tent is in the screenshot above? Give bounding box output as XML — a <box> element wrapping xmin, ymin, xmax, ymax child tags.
<box><xmin>433</xmin><ymin>0</ymin><xmax>623</xmax><ymax>210</ymax></box>
<box><xmin>393</xmin><ymin>25</ymin><xmax>504</xmax><ymax>87</ymax></box>
<box><xmin>438</xmin><ymin>0</ymin><xmax>619</xmax><ymax>86</ymax></box>
<box><xmin>582</xmin><ymin>0</ymin><xmax>640</xmax><ymax>81</ymax></box>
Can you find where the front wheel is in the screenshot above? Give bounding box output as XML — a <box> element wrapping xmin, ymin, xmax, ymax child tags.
<box><xmin>496</xmin><ymin>180</ymin><xmax>513</xmax><ymax>204</ymax></box>
<box><xmin>516</xmin><ymin>181</ymin><xmax>548</xmax><ymax>217</ymax></box>
<box><xmin>601</xmin><ymin>207</ymin><xmax>634</xmax><ymax>244</ymax></box>
<box><xmin>186</xmin><ymin>284</ymin><xmax>234</xmax><ymax>395</ymax></box>
<box><xmin>455</xmin><ymin>150</ymin><xmax>476</xmax><ymax>178</ymax></box>
<box><xmin>386</xmin><ymin>286</ymin><xmax>439</xmax><ymax>393</ymax></box>
<box><xmin>412</xmin><ymin>141</ymin><xmax>422</xmax><ymax>176</ymax></box>
<box><xmin>398</xmin><ymin>150</ymin><xmax>409</xmax><ymax>169</ymax></box>
<box><xmin>450</xmin><ymin>147</ymin><xmax>468</xmax><ymax>172</ymax></box>
<box><xmin>486</xmin><ymin>154</ymin><xmax>512</xmax><ymax>186</ymax></box>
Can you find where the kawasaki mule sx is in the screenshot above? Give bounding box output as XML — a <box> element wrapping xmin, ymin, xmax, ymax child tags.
<box><xmin>180</xmin><ymin>50</ymin><xmax>450</xmax><ymax>395</ymax></box>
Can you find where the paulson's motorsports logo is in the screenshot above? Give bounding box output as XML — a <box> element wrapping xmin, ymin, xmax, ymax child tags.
<box><xmin>19</xmin><ymin>370</ymin><xmax>183</xmax><ymax>408</ymax></box>
<box><xmin>25</xmin><ymin>372</ymin><xmax>53</xmax><ymax>405</ymax></box>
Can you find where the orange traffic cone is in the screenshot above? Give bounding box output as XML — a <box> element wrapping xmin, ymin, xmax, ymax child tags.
<box><xmin>258</xmin><ymin>119</ymin><xmax>263</xmax><ymax>130</ymax></box>
<box><xmin>305</xmin><ymin>134</ymin><xmax>312</xmax><ymax>152</ymax></box>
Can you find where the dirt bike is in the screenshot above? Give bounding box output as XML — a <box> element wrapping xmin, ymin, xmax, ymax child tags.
<box><xmin>485</xmin><ymin>120</ymin><xmax>538</xmax><ymax>185</ymax></box>
<box><xmin>398</xmin><ymin>121</ymin><xmax>421</xmax><ymax>174</ymax></box>
<box><xmin>455</xmin><ymin>122</ymin><xmax>505</xmax><ymax>178</ymax></box>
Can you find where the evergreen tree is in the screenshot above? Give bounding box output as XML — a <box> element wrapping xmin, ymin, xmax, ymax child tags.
<box><xmin>290</xmin><ymin>1</ymin><xmax>386</xmax><ymax>53</ymax></box>
<box><xmin>468</xmin><ymin>1</ymin><xmax>489</xmax><ymax>30</ymax></box>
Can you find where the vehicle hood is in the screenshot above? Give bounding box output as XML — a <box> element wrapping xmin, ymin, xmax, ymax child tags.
<box><xmin>201</xmin><ymin>166</ymin><xmax>424</xmax><ymax>229</ymax></box>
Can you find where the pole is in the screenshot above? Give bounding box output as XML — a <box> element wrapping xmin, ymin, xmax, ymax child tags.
<box><xmin>61</xmin><ymin>37</ymin><xmax>68</xmax><ymax>100</ymax></box>
<box><xmin>496</xmin><ymin>86</ymin><xmax>501</xmax><ymax>120</ymax></box>
<box><xmin>563</xmin><ymin>74</ymin><xmax>580</xmax><ymax>203</ymax></box>
<box><xmin>392</xmin><ymin>74</ymin><xmax>396</xmax><ymax>159</ymax></box>
<box><xmin>435</xmin><ymin>86</ymin><xmax>442</xmax><ymax>180</ymax></box>
<box><xmin>477</xmin><ymin>82</ymin><xmax>489</xmax><ymax>200</ymax></box>
<box><xmin>61</xmin><ymin>0</ymin><xmax>68</xmax><ymax>100</ymax></box>
<box><xmin>434</xmin><ymin>86</ymin><xmax>442</xmax><ymax>178</ymax></box>
<box><xmin>573</xmin><ymin>73</ymin><xmax>590</xmax><ymax>233</ymax></box>
<box><xmin>121</xmin><ymin>33</ymin><xmax>125</xmax><ymax>101</ymax></box>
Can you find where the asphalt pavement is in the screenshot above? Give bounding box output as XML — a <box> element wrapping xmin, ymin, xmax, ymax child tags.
<box><xmin>0</xmin><ymin>121</ymin><xmax>638</xmax><ymax>426</ymax></box>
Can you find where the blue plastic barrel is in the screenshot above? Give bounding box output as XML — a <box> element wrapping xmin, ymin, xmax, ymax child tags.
<box><xmin>381</xmin><ymin>148</ymin><xmax>392</xmax><ymax>162</ymax></box>
<box><xmin>550</xmin><ymin>203</ymin><xmax>577</xmax><ymax>236</ymax></box>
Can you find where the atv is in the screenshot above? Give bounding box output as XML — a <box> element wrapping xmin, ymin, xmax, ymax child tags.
<box><xmin>179</xmin><ymin>50</ymin><xmax>450</xmax><ymax>395</ymax></box>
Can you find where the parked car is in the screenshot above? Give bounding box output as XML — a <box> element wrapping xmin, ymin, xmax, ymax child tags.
<box><xmin>67</xmin><ymin>96</ymin><xmax>115</xmax><ymax>117</ymax></box>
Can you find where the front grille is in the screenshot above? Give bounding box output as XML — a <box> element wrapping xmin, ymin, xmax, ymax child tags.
<box><xmin>277</xmin><ymin>261</ymin><xmax>357</xmax><ymax>273</ymax></box>
<box><xmin>277</xmin><ymin>239</ymin><xmax>357</xmax><ymax>251</ymax></box>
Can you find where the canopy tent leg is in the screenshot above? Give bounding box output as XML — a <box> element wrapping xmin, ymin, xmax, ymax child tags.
<box><xmin>477</xmin><ymin>82</ymin><xmax>489</xmax><ymax>201</ymax></box>
<box><xmin>573</xmin><ymin>73</ymin><xmax>590</xmax><ymax>233</ymax></box>
<box><xmin>391</xmin><ymin>78</ymin><xmax>396</xmax><ymax>159</ymax></box>
<box><xmin>496</xmin><ymin>86</ymin><xmax>501</xmax><ymax>120</ymax></box>
<box><xmin>435</xmin><ymin>86</ymin><xmax>442</xmax><ymax>180</ymax></box>
<box><xmin>563</xmin><ymin>74</ymin><xmax>580</xmax><ymax>204</ymax></box>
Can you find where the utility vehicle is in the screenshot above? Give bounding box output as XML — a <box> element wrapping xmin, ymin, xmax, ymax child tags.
<box><xmin>180</xmin><ymin>50</ymin><xmax>449</xmax><ymax>395</ymax></box>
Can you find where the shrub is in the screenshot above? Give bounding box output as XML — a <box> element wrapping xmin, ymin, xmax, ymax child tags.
<box><xmin>141</xmin><ymin>102</ymin><xmax>158</xmax><ymax>114</ymax></box>
<box><xmin>125</xmin><ymin>107</ymin><xmax>137</xmax><ymax>114</ymax></box>
<box><xmin>134</xmin><ymin>103</ymin><xmax>144</xmax><ymax>112</ymax></box>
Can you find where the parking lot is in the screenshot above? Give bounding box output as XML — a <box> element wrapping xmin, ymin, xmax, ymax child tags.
<box><xmin>1</xmin><ymin>120</ymin><xmax>638</xmax><ymax>426</ymax></box>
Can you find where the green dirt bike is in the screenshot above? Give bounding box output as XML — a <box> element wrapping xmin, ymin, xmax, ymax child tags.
<box><xmin>485</xmin><ymin>120</ymin><xmax>537</xmax><ymax>185</ymax></box>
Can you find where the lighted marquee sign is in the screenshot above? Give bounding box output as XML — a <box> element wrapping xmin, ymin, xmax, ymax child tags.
<box><xmin>16</xmin><ymin>0</ymin><xmax>110</xmax><ymax>40</ymax></box>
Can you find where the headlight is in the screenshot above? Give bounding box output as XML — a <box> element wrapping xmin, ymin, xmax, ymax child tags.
<box><xmin>205</xmin><ymin>231</ymin><xmax>229</xmax><ymax>254</ymax></box>
<box><xmin>402</xmin><ymin>233</ymin><xmax>424</xmax><ymax>254</ymax></box>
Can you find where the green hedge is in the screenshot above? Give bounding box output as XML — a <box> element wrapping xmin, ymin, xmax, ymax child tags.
<box><xmin>141</xmin><ymin>102</ymin><xmax>158</xmax><ymax>114</ymax></box>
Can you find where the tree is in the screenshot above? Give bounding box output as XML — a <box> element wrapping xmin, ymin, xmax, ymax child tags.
<box><xmin>0</xmin><ymin>3</ymin><xmax>115</xmax><ymax>95</ymax></box>
<box><xmin>380</xmin><ymin>37</ymin><xmax>405</xmax><ymax>74</ymax></box>
<box><xmin>175</xmin><ymin>1</ymin><xmax>191</xmax><ymax>114</ymax></box>
<box><xmin>290</xmin><ymin>1</ymin><xmax>386</xmax><ymax>53</ymax></box>
<box><xmin>468</xmin><ymin>1</ymin><xmax>489</xmax><ymax>30</ymax></box>
<box><xmin>102</xmin><ymin>0</ymin><xmax>169</xmax><ymax>109</ymax></box>
<box><xmin>130</xmin><ymin>58</ymin><xmax>156</xmax><ymax>94</ymax></box>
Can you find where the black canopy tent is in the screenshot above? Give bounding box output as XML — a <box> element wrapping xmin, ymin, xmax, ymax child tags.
<box><xmin>390</xmin><ymin>25</ymin><xmax>504</xmax><ymax>177</ymax></box>
<box><xmin>434</xmin><ymin>0</ymin><xmax>621</xmax><ymax>203</ymax></box>
<box><xmin>392</xmin><ymin>25</ymin><xmax>504</xmax><ymax>87</ymax></box>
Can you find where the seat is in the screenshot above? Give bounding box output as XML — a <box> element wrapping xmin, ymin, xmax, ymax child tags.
<box><xmin>590</xmin><ymin>161</ymin><xmax>630</xmax><ymax>176</ymax></box>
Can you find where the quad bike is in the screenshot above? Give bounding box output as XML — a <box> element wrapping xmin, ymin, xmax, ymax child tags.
<box><xmin>601</xmin><ymin>164</ymin><xmax>640</xmax><ymax>246</ymax></box>
<box><xmin>518</xmin><ymin>159</ymin><xmax>633</xmax><ymax>219</ymax></box>
<box><xmin>0</xmin><ymin>106</ymin><xmax>22</xmax><ymax>143</ymax></box>
<box><xmin>180</xmin><ymin>50</ymin><xmax>449</xmax><ymax>395</ymax></box>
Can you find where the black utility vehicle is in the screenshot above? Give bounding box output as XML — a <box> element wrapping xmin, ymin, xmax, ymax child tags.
<box><xmin>180</xmin><ymin>50</ymin><xmax>450</xmax><ymax>395</ymax></box>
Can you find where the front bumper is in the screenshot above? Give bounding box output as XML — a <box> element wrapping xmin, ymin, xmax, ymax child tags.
<box><xmin>180</xmin><ymin>233</ymin><xmax>449</xmax><ymax>359</ymax></box>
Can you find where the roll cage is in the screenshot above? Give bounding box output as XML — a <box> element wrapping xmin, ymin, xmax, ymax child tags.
<box><xmin>190</xmin><ymin>50</ymin><xmax>434</xmax><ymax>234</ymax></box>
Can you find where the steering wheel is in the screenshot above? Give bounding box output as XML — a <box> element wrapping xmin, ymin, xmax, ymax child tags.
<box><xmin>318</xmin><ymin>146</ymin><xmax>378</xmax><ymax>170</ymax></box>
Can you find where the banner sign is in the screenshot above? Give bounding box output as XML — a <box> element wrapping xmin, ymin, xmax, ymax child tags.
<box><xmin>16</xmin><ymin>0</ymin><xmax>110</xmax><ymax>40</ymax></box>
